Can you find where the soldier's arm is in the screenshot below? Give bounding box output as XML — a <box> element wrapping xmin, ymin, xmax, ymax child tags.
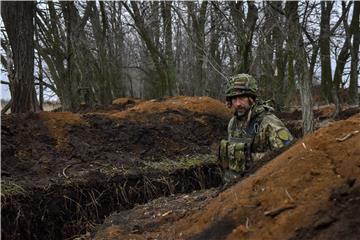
<box><xmin>261</xmin><ymin>114</ymin><xmax>294</xmax><ymax>150</ymax></box>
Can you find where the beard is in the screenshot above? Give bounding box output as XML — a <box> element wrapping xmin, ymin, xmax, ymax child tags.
<box><xmin>234</xmin><ymin>102</ymin><xmax>252</xmax><ymax>118</ymax></box>
<box><xmin>235</xmin><ymin>110</ymin><xmax>245</xmax><ymax>118</ymax></box>
<box><xmin>235</xmin><ymin>107</ymin><xmax>248</xmax><ymax>118</ymax></box>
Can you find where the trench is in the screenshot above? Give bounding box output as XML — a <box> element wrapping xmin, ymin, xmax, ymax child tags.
<box><xmin>1</xmin><ymin>163</ymin><xmax>222</xmax><ymax>240</ymax></box>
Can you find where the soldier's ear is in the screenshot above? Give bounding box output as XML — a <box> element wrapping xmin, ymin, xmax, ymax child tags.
<box><xmin>248</xmin><ymin>97</ymin><xmax>255</xmax><ymax>104</ymax></box>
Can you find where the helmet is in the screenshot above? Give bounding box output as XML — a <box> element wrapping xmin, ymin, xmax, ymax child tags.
<box><xmin>225</xmin><ymin>74</ymin><xmax>258</xmax><ymax>100</ymax></box>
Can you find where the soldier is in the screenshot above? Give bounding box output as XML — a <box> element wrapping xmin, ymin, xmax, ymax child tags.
<box><xmin>219</xmin><ymin>74</ymin><xmax>294</xmax><ymax>182</ymax></box>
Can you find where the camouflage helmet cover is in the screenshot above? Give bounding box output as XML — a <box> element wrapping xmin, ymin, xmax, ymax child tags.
<box><xmin>225</xmin><ymin>74</ymin><xmax>258</xmax><ymax>100</ymax></box>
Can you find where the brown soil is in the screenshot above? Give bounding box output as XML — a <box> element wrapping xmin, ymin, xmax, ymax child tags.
<box><xmin>1</xmin><ymin>97</ymin><xmax>231</xmax><ymax>240</ymax></box>
<box><xmin>2</xmin><ymin>96</ymin><xmax>358</xmax><ymax>240</ymax></box>
<box><xmin>2</xmin><ymin>97</ymin><xmax>231</xmax><ymax>187</ymax></box>
<box><xmin>92</xmin><ymin>112</ymin><xmax>360</xmax><ymax>240</ymax></box>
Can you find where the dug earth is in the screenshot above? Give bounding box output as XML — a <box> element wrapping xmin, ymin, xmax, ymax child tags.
<box><xmin>1</xmin><ymin>96</ymin><xmax>359</xmax><ymax>240</ymax></box>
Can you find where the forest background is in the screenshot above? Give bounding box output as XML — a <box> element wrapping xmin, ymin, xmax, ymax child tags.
<box><xmin>1</xmin><ymin>0</ymin><xmax>359</xmax><ymax>134</ymax></box>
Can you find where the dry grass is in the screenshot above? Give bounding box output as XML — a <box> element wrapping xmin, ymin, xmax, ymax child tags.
<box><xmin>0</xmin><ymin>100</ymin><xmax>61</xmax><ymax>113</ymax></box>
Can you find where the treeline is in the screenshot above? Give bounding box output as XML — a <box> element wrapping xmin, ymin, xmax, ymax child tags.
<box><xmin>1</xmin><ymin>1</ymin><xmax>359</xmax><ymax>132</ymax></box>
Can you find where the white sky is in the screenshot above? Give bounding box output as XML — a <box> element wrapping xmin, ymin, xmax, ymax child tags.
<box><xmin>1</xmin><ymin>81</ymin><xmax>10</xmax><ymax>100</ymax></box>
<box><xmin>0</xmin><ymin>1</ymin><xmax>359</xmax><ymax>101</ymax></box>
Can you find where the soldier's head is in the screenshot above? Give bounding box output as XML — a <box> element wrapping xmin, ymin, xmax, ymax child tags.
<box><xmin>225</xmin><ymin>74</ymin><xmax>258</xmax><ymax>116</ymax></box>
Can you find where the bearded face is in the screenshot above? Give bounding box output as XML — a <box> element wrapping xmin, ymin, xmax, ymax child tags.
<box><xmin>231</xmin><ymin>96</ymin><xmax>254</xmax><ymax>118</ymax></box>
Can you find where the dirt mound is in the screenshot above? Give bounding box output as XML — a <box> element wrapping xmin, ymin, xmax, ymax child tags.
<box><xmin>74</xmin><ymin>97</ymin><xmax>143</xmax><ymax>113</ymax></box>
<box><xmin>93</xmin><ymin>113</ymin><xmax>360</xmax><ymax>240</ymax></box>
<box><xmin>108</xmin><ymin>96</ymin><xmax>232</xmax><ymax>121</ymax></box>
<box><xmin>1</xmin><ymin>97</ymin><xmax>231</xmax><ymax>240</ymax></box>
<box><xmin>2</xmin><ymin>96</ymin><xmax>358</xmax><ymax>240</ymax></box>
<box><xmin>277</xmin><ymin>105</ymin><xmax>360</xmax><ymax>139</ymax></box>
<box><xmin>1</xmin><ymin>97</ymin><xmax>231</xmax><ymax>187</ymax></box>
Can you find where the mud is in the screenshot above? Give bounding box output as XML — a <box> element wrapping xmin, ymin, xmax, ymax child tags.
<box><xmin>1</xmin><ymin>164</ymin><xmax>222</xmax><ymax>240</ymax></box>
<box><xmin>290</xmin><ymin>182</ymin><xmax>360</xmax><ymax>240</ymax></box>
<box><xmin>1</xmin><ymin>97</ymin><xmax>230</xmax><ymax>239</ymax></box>
<box><xmin>2</xmin><ymin>97</ymin><xmax>230</xmax><ymax>187</ymax></box>
<box><xmin>2</xmin><ymin>96</ymin><xmax>359</xmax><ymax>240</ymax></box>
<box><xmin>92</xmin><ymin>112</ymin><xmax>360</xmax><ymax>240</ymax></box>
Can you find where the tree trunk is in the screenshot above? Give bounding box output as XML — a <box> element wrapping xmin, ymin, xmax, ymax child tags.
<box><xmin>333</xmin><ymin>37</ymin><xmax>350</xmax><ymax>114</ymax></box>
<box><xmin>285</xmin><ymin>1</ymin><xmax>314</xmax><ymax>134</ymax></box>
<box><xmin>229</xmin><ymin>1</ymin><xmax>258</xmax><ymax>74</ymax></box>
<box><xmin>161</xmin><ymin>1</ymin><xmax>175</xmax><ymax>96</ymax></box>
<box><xmin>35</xmin><ymin>24</ymin><xmax>44</xmax><ymax>111</ymax></box>
<box><xmin>89</xmin><ymin>1</ymin><xmax>113</xmax><ymax>105</ymax></box>
<box><xmin>38</xmin><ymin>53</ymin><xmax>44</xmax><ymax>110</ymax></box>
<box><xmin>208</xmin><ymin>3</ymin><xmax>223</xmax><ymax>98</ymax></box>
<box><xmin>1</xmin><ymin>1</ymin><xmax>38</xmax><ymax>113</ymax></box>
<box><xmin>274</xmin><ymin>20</ymin><xmax>288</xmax><ymax>108</ymax></box>
<box><xmin>299</xmin><ymin>71</ymin><xmax>314</xmax><ymax>134</ymax></box>
<box><xmin>349</xmin><ymin>1</ymin><xmax>360</xmax><ymax>105</ymax></box>
<box><xmin>319</xmin><ymin>1</ymin><xmax>333</xmax><ymax>103</ymax></box>
<box><xmin>124</xmin><ymin>2</ymin><xmax>170</xmax><ymax>98</ymax></box>
<box><xmin>188</xmin><ymin>1</ymin><xmax>208</xmax><ymax>96</ymax></box>
<box><xmin>60</xmin><ymin>1</ymin><xmax>95</xmax><ymax>110</ymax></box>
<box><xmin>61</xmin><ymin>1</ymin><xmax>79</xmax><ymax>110</ymax></box>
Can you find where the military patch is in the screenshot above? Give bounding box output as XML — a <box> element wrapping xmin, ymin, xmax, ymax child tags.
<box><xmin>277</xmin><ymin>129</ymin><xmax>290</xmax><ymax>141</ymax></box>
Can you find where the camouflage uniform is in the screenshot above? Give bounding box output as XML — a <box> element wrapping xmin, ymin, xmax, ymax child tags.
<box><xmin>219</xmin><ymin>74</ymin><xmax>293</xmax><ymax>180</ymax></box>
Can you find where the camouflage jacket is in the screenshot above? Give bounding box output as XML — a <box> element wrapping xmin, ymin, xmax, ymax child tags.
<box><xmin>222</xmin><ymin>100</ymin><xmax>293</xmax><ymax>172</ymax></box>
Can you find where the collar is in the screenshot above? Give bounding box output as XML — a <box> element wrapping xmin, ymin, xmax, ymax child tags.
<box><xmin>236</xmin><ymin>100</ymin><xmax>270</xmax><ymax>125</ymax></box>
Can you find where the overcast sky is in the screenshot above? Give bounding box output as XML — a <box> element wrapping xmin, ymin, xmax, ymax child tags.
<box><xmin>1</xmin><ymin>78</ymin><xmax>10</xmax><ymax>100</ymax></box>
<box><xmin>0</xmin><ymin>1</ymin><xmax>358</xmax><ymax>102</ymax></box>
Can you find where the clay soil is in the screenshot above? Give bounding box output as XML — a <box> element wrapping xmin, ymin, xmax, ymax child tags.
<box><xmin>93</xmin><ymin>112</ymin><xmax>360</xmax><ymax>240</ymax></box>
<box><xmin>1</xmin><ymin>96</ymin><xmax>359</xmax><ymax>240</ymax></box>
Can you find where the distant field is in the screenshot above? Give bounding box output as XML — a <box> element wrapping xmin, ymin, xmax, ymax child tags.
<box><xmin>0</xmin><ymin>100</ymin><xmax>61</xmax><ymax>113</ymax></box>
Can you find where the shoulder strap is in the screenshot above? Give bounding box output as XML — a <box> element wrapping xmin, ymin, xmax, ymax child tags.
<box><xmin>244</xmin><ymin>110</ymin><xmax>267</xmax><ymax>136</ymax></box>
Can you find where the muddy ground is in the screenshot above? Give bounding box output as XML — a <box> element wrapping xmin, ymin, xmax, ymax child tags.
<box><xmin>1</xmin><ymin>96</ymin><xmax>359</xmax><ymax>240</ymax></box>
<box><xmin>93</xmin><ymin>112</ymin><xmax>360</xmax><ymax>240</ymax></box>
<box><xmin>1</xmin><ymin>97</ymin><xmax>231</xmax><ymax>240</ymax></box>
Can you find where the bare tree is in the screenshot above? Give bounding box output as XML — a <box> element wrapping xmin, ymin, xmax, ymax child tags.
<box><xmin>2</xmin><ymin>1</ymin><xmax>357</xmax><ymax>115</ymax></box>
<box><xmin>348</xmin><ymin>1</ymin><xmax>360</xmax><ymax>105</ymax></box>
<box><xmin>285</xmin><ymin>1</ymin><xmax>314</xmax><ymax>134</ymax></box>
<box><xmin>187</xmin><ymin>1</ymin><xmax>208</xmax><ymax>96</ymax></box>
<box><xmin>229</xmin><ymin>1</ymin><xmax>258</xmax><ymax>74</ymax></box>
<box><xmin>207</xmin><ymin>2</ymin><xmax>225</xmax><ymax>98</ymax></box>
<box><xmin>161</xmin><ymin>1</ymin><xmax>176</xmax><ymax>96</ymax></box>
<box><xmin>331</xmin><ymin>2</ymin><xmax>352</xmax><ymax>116</ymax></box>
<box><xmin>1</xmin><ymin>1</ymin><xmax>38</xmax><ymax>113</ymax></box>
<box><xmin>319</xmin><ymin>1</ymin><xmax>334</xmax><ymax>103</ymax></box>
<box><xmin>253</xmin><ymin>2</ymin><xmax>287</xmax><ymax>107</ymax></box>
<box><xmin>123</xmin><ymin>2</ymin><xmax>175</xmax><ymax>98</ymax></box>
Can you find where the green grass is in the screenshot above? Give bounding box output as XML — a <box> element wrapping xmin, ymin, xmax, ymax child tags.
<box><xmin>143</xmin><ymin>153</ymin><xmax>218</xmax><ymax>172</ymax></box>
<box><xmin>1</xmin><ymin>180</ymin><xmax>27</xmax><ymax>199</ymax></box>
